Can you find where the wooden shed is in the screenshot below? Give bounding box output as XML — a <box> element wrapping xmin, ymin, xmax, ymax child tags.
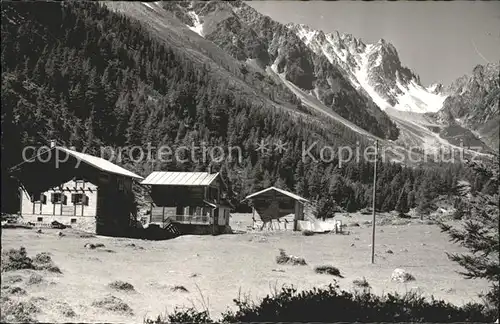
<box><xmin>10</xmin><ymin>142</ymin><xmax>143</xmax><ymax>236</ymax></box>
<box><xmin>140</xmin><ymin>171</ymin><xmax>231</xmax><ymax>235</ymax></box>
<box><xmin>243</xmin><ymin>187</ymin><xmax>309</xmax><ymax>231</ymax></box>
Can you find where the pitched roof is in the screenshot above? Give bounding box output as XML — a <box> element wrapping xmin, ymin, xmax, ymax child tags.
<box><xmin>243</xmin><ymin>186</ymin><xmax>309</xmax><ymax>203</ymax></box>
<box><xmin>141</xmin><ymin>171</ymin><xmax>219</xmax><ymax>186</ymax></box>
<box><xmin>56</xmin><ymin>146</ymin><xmax>143</xmax><ymax>180</ymax></box>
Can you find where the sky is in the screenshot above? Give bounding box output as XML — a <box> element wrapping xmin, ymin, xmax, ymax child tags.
<box><xmin>247</xmin><ymin>1</ymin><xmax>500</xmax><ymax>86</ymax></box>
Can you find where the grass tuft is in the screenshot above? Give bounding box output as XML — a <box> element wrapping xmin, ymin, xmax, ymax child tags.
<box><xmin>171</xmin><ymin>285</ymin><xmax>189</xmax><ymax>293</ymax></box>
<box><xmin>353</xmin><ymin>277</ymin><xmax>371</xmax><ymax>288</ymax></box>
<box><xmin>91</xmin><ymin>295</ymin><xmax>134</xmax><ymax>315</ymax></box>
<box><xmin>108</xmin><ymin>280</ymin><xmax>135</xmax><ymax>292</ymax></box>
<box><xmin>314</xmin><ymin>265</ymin><xmax>344</xmax><ymax>278</ymax></box>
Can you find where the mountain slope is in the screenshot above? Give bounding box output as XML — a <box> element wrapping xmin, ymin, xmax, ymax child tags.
<box><xmin>152</xmin><ymin>1</ymin><xmax>496</xmax><ymax>154</ymax></box>
<box><xmin>437</xmin><ymin>63</ymin><xmax>499</xmax><ymax>150</ymax></box>
<box><xmin>142</xmin><ymin>0</ymin><xmax>400</xmax><ymax>140</ymax></box>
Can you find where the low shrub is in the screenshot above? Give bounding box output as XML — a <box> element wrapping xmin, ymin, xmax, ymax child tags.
<box><xmin>221</xmin><ymin>284</ymin><xmax>495</xmax><ymax>322</ymax></box>
<box><xmin>108</xmin><ymin>280</ymin><xmax>135</xmax><ymax>292</ymax></box>
<box><xmin>33</xmin><ymin>252</ymin><xmax>62</xmax><ymax>273</ymax></box>
<box><xmin>1</xmin><ymin>247</ymin><xmax>35</xmax><ymax>272</ymax></box>
<box><xmin>0</xmin><ymin>298</ymin><xmax>40</xmax><ymax>323</ymax></box>
<box><xmin>5</xmin><ymin>286</ymin><xmax>27</xmax><ymax>295</ymax></box>
<box><xmin>353</xmin><ymin>277</ymin><xmax>371</xmax><ymax>289</ymax></box>
<box><xmin>146</xmin><ymin>308</ymin><xmax>212</xmax><ymax>324</ymax></box>
<box><xmin>27</xmin><ymin>273</ymin><xmax>44</xmax><ymax>285</ymax></box>
<box><xmin>57</xmin><ymin>302</ymin><xmax>76</xmax><ymax>318</ymax></box>
<box><xmin>91</xmin><ymin>295</ymin><xmax>133</xmax><ymax>315</ymax></box>
<box><xmin>314</xmin><ymin>265</ymin><xmax>343</xmax><ymax>278</ymax></box>
<box><xmin>171</xmin><ymin>285</ymin><xmax>189</xmax><ymax>293</ymax></box>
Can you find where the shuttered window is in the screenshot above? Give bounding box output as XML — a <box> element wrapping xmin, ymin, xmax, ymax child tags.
<box><xmin>51</xmin><ymin>193</ymin><xmax>67</xmax><ymax>205</ymax></box>
<box><xmin>31</xmin><ymin>194</ymin><xmax>47</xmax><ymax>204</ymax></box>
<box><xmin>71</xmin><ymin>193</ymin><xmax>89</xmax><ymax>205</ymax></box>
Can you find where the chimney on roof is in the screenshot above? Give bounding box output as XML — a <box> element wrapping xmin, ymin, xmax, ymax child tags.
<box><xmin>50</xmin><ymin>140</ymin><xmax>56</xmax><ymax>148</ymax></box>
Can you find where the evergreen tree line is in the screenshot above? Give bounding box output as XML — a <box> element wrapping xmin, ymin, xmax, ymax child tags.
<box><xmin>0</xmin><ymin>2</ymin><xmax>489</xmax><ymax>215</ymax></box>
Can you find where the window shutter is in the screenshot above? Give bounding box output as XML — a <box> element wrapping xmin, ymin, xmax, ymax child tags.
<box><xmin>62</xmin><ymin>195</ymin><xmax>67</xmax><ymax>205</ymax></box>
<box><xmin>71</xmin><ymin>194</ymin><xmax>76</xmax><ymax>204</ymax></box>
<box><xmin>41</xmin><ymin>194</ymin><xmax>47</xmax><ymax>204</ymax></box>
<box><xmin>51</xmin><ymin>193</ymin><xmax>55</xmax><ymax>203</ymax></box>
<box><xmin>84</xmin><ymin>195</ymin><xmax>89</xmax><ymax>206</ymax></box>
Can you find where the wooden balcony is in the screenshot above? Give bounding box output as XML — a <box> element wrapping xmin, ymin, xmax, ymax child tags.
<box><xmin>150</xmin><ymin>206</ymin><xmax>211</xmax><ymax>225</ymax></box>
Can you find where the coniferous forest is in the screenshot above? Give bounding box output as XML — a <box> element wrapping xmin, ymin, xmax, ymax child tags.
<box><xmin>1</xmin><ymin>2</ymin><xmax>491</xmax><ymax>215</ymax></box>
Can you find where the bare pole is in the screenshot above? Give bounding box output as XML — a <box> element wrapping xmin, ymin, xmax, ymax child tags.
<box><xmin>371</xmin><ymin>140</ymin><xmax>378</xmax><ymax>264</ymax></box>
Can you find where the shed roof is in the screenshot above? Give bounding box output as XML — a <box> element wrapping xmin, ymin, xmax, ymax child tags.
<box><xmin>141</xmin><ymin>171</ymin><xmax>219</xmax><ymax>186</ymax></box>
<box><xmin>243</xmin><ymin>186</ymin><xmax>309</xmax><ymax>203</ymax></box>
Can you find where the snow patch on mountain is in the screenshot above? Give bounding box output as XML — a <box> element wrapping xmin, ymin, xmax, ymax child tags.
<box><xmin>142</xmin><ymin>2</ymin><xmax>163</xmax><ymax>13</ymax></box>
<box><xmin>354</xmin><ymin>44</ymin><xmax>392</xmax><ymax>110</ymax></box>
<box><xmin>289</xmin><ymin>23</ymin><xmax>449</xmax><ymax>114</ymax></box>
<box><xmin>394</xmin><ymin>80</ymin><xmax>447</xmax><ymax>113</ymax></box>
<box><xmin>187</xmin><ymin>11</ymin><xmax>204</xmax><ymax>37</ymax></box>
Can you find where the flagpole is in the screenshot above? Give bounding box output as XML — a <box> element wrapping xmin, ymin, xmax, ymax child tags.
<box><xmin>371</xmin><ymin>140</ymin><xmax>378</xmax><ymax>264</ymax></box>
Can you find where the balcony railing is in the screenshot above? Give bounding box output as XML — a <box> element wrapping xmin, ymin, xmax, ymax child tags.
<box><xmin>150</xmin><ymin>206</ymin><xmax>212</xmax><ymax>225</ymax></box>
<box><xmin>170</xmin><ymin>215</ymin><xmax>210</xmax><ymax>225</ymax></box>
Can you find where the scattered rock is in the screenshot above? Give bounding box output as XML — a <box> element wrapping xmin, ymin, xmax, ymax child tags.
<box><xmin>302</xmin><ymin>230</ymin><xmax>315</xmax><ymax>236</ymax></box>
<box><xmin>271</xmin><ymin>269</ymin><xmax>285</xmax><ymax>273</ymax></box>
<box><xmin>36</xmin><ymin>229</ymin><xmax>42</xmax><ymax>234</ymax></box>
<box><xmin>440</xmin><ymin>287</ymin><xmax>456</xmax><ymax>293</ymax></box>
<box><xmin>421</xmin><ymin>243</ymin><xmax>426</xmax><ymax>246</ymax></box>
<box><xmin>349</xmin><ymin>222</ymin><xmax>360</xmax><ymax>227</ymax></box>
<box><xmin>190</xmin><ymin>273</ymin><xmax>200</xmax><ymax>278</ymax></box>
<box><xmin>379</xmin><ymin>229</ymin><xmax>384</xmax><ymax>233</ymax></box>
<box><xmin>84</xmin><ymin>243</ymin><xmax>96</xmax><ymax>249</ymax></box>
<box><xmin>391</xmin><ymin>268</ymin><xmax>416</xmax><ymax>283</ymax></box>
<box><xmin>386</xmin><ymin>249</ymin><xmax>394</xmax><ymax>254</ymax></box>
<box><xmin>351</xmin><ymin>243</ymin><xmax>355</xmax><ymax>247</ymax></box>
<box><xmin>84</xmin><ymin>243</ymin><xmax>105</xmax><ymax>249</ymax></box>
<box><xmin>354</xmin><ymin>237</ymin><xmax>360</xmax><ymax>241</ymax></box>
<box><xmin>276</xmin><ymin>249</ymin><xmax>306</xmax><ymax>266</ymax></box>
<box><xmin>58</xmin><ymin>231</ymin><xmax>65</xmax><ymax>237</ymax></box>
<box><xmin>401</xmin><ymin>249</ymin><xmax>409</xmax><ymax>252</ymax></box>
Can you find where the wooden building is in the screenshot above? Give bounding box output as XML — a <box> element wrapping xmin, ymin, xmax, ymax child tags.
<box><xmin>11</xmin><ymin>142</ymin><xmax>143</xmax><ymax>236</ymax></box>
<box><xmin>243</xmin><ymin>187</ymin><xmax>309</xmax><ymax>231</ymax></box>
<box><xmin>140</xmin><ymin>171</ymin><xmax>231</xmax><ymax>235</ymax></box>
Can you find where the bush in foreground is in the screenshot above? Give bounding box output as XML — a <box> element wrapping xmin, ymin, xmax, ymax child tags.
<box><xmin>146</xmin><ymin>283</ymin><xmax>495</xmax><ymax>323</ymax></box>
